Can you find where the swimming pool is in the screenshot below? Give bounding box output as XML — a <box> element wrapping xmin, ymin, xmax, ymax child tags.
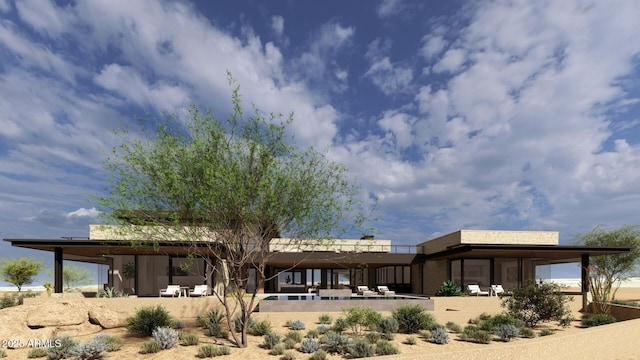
<box><xmin>259</xmin><ymin>294</ymin><xmax>434</xmax><ymax>312</ymax></box>
<box><xmin>263</xmin><ymin>295</ymin><xmax>420</xmax><ymax>301</ymax></box>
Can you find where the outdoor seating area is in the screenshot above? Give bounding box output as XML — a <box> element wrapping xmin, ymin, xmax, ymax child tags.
<box><xmin>467</xmin><ymin>284</ymin><xmax>489</xmax><ymax>296</ymax></box>
<box><xmin>377</xmin><ymin>285</ymin><xmax>396</xmax><ymax>296</ymax></box>
<box><xmin>159</xmin><ymin>284</ymin><xmax>210</xmax><ymax>297</ymax></box>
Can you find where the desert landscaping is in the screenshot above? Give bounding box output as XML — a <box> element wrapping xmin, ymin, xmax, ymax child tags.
<box><xmin>1</xmin><ymin>286</ymin><xmax>640</xmax><ymax>359</ymax></box>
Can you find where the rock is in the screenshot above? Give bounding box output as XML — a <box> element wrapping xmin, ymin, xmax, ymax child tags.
<box><xmin>88</xmin><ymin>307</ymin><xmax>128</xmax><ymax>329</ymax></box>
<box><xmin>27</xmin><ymin>301</ymin><xmax>88</xmax><ymax>327</ymax></box>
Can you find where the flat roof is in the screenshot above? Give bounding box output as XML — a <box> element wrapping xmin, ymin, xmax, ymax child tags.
<box><xmin>423</xmin><ymin>243</ymin><xmax>631</xmax><ymax>261</ymax></box>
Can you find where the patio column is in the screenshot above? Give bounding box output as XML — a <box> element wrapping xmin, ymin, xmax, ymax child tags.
<box><xmin>54</xmin><ymin>247</ymin><xmax>63</xmax><ymax>293</ymax></box>
<box><xmin>581</xmin><ymin>254</ymin><xmax>589</xmax><ymax>312</ymax></box>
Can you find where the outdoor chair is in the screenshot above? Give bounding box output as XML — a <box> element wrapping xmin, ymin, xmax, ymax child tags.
<box><xmin>189</xmin><ymin>285</ymin><xmax>209</xmax><ymax>297</ymax></box>
<box><xmin>377</xmin><ymin>285</ymin><xmax>396</xmax><ymax>296</ymax></box>
<box><xmin>490</xmin><ymin>284</ymin><xmax>505</xmax><ymax>297</ymax></box>
<box><xmin>159</xmin><ymin>284</ymin><xmax>181</xmax><ymax>297</ymax></box>
<box><xmin>467</xmin><ymin>284</ymin><xmax>489</xmax><ymax>296</ymax></box>
<box><xmin>356</xmin><ymin>285</ymin><xmax>375</xmax><ymax>296</ymax></box>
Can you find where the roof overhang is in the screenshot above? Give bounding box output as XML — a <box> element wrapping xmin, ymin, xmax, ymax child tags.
<box><xmin>423</xmin><ymin>244</ymin><xmax>631</xmax><ymax>262</ymax></box>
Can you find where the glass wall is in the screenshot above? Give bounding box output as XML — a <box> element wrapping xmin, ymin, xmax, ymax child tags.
<box><xmin>493</xmin><ymin>258</ymin><xmax>518</xmax><ymax>289</ymax></box>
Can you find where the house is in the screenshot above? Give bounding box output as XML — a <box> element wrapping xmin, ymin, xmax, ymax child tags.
<box><xmin>3</xmin><ymin>227</ymin><xmax>630</xmax><ymax>305</ymax></box>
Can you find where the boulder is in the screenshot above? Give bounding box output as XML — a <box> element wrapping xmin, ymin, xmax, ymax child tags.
<box><xmin>88</xmin><ymin>307</ymin><xmax>128</xmax><ymax>329</ymax></box>
<box><xmin>27</xmin><ymin>301</ymin><xmax>88</xmax><ymax>327</ymax></box>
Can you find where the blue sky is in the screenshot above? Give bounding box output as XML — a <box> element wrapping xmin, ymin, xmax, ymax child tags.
<box><xmin>1</xmin><ymin>0</ymin><xmax>640</xmax><ymax>283</ymax></box>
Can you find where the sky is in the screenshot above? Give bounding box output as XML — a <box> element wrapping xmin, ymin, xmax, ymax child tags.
<box><xmin>1</xmin><ymin>0</ymin><xmax>640</xmax><ymax>283</ymax></box>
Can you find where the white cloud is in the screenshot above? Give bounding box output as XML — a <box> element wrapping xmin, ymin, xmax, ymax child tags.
<box><xmin>15</xmin><ymin>0</ymin><xmax>71</xmax><ymax>38</ymax></box>
<box><xmin>421</xmin><ymin>34</ymin><xmax>446</xmax><ymax>59</ymax></box>
<box><xmin>366</xmin><ymin>57</ymin><xmax>413</xmax><ymax>95</ymax></box>
<box><xmin>0</xmin><ymin>0</ymin><xmax>11</xmax><ymax>12</ymax></box>
<box><xmin>377</xmin><ymin>0</ymin><xmax>404</xmax><ymax>18</ymax></box>
<box><xmin>432</xmin><ymin>48</ymin><xmax>466</xmax><ymax>73</ymax></box>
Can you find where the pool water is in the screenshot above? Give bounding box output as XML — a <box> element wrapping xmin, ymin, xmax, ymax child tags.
<box><xmin>263</xmin><ymin>295</ymin><xmax>415</xmax><ymax>301</ymax></box>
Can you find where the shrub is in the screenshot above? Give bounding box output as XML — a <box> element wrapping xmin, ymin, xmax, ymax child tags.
<box><xmin>344</xmin><ymin>306</ymin><xmax>382</xmax><ymax>335</ymax></box>
<box><xmin>285</xmin><ymin>330</ymin><xmax>303</xmax><ymax>343</ymax></box>
<box><xmin>479</xmin><ymin>313</ymin><xmax>520</xmax><ymax>333</ymax></box>
<box><xmin>364</xmin><ymin>332</ymin><xmax>381</xmax><ymax>343</ymax></box>
<box><xmin>69</xmin><ymin>338</ymin><xmax>107</xmax><ymax>360</ymax></box>
<box><xmin>181</xmin><ymin>333</ymin><xmax>200</xmax><ymax>346</ymax></box>
<box><xmin>348</xmin><ymin>338</ymin><xmax>375</xmax><ymax>358</ymax></box>
<box><xmin>126</xmin><ymin>305</ymin><xmax>173</xmax><ymax>336</ymax></box>
<box><xmin>47</xmin><ymin>335</ymin><xmax>78</xmax><ymax>360</ymax></box>
<box><xmin>93</xmin><ymin>334</ymin><xmax>122</xmax><ymax>352</ymax></box>
<box><xmin>539</xmin><ymin>328</ymin><xmax>554</xmax><ymax>336</ymax></box>
<box><xmin>0</xmin><ymin>349</ymin><xmax>5</xmax><ymax>358</ymax></box>
<box><xmin>289</xmin><ymin>320</ymin><xmax>306</xmax><ymax>330</ymax></box>
<box><xmin>316</xmin><ymin>324</ymin><xmax>330</xmax><ymax>335</ymax></box>
<box><xmin>375</xmin><ymin>340</ymin><xmax>399</xmax><ymax>356</ymax></box>
<box><xmin>460</xmin><ymin>325</ymin><xmax>492</xmax><ymax>344</ymax></box>
<box><xmin>27</xmin><ymin>347</ymin><xmax>48</xmax><ymax>358</ymax></box>
<box><xmin>202</xmin><ymin>309</ymin><xmax>224</xmax><ymax>327</ymax></box>
<box><xmin>502</xmin><ymin>280</ymin><xmax>573</xmax><ymax>328</ymax></box>
<box><xmin>558</xmin><ymin>316</ymin><xmax>574</xmax><ymax>328</ymax></box>
<box><xmin>270</xmin><ymin>343</ymin><xmax>285</xmax><ymax>355</ymax></box>
<box><xmin>196</xmin><ymin>344</ymin><xmax>231</xmax><ymax>357</ymax></box>
<box><xmin>172</xmin><ymin>319</ymin><xmax>186</xmax><ymax>329</ymax></box>
<box><xmin>263</xmin><ymin>332</ymin><xmax>281</xmax><ymax>349</ymax></box>
<box><xmin>283</xmin><ymin>338</ymin><xmax>297</xmax><ymax>349</ymax></box>
<box><xmin>152</xmin><ymin>326</ymin><xmax>179</xmax><ymax>349</ymax></box>
<box><xmin>280</xmin><ymin>351</ymin><xmax>296</xmax><ymax>360</ymax></box>
<box><xmin>377</xmin><ymin>317</ymin><xmax>399</xmax><ymax>340</ymax></box>
<box><xmin>404</xmin><ymin>335</ymin><xmax>417</xmax><ymax>345</ymax></box>
<box><xmin>430</xmin><ymin>326</ymin><xmax>450</xmax><ymax>344</ymax></box>
<box><xmin>306</xmin><ymin>329</ymin><xmax>319</xmax><ymax>338</ymax></box>
<box><xmin>392</xmin><ymin>304</ymin><xmax>435</xmax><ymax>333</ymax></box>
<box><xmin>250</xmin><ymin>320</ymin><xmax>272</xmax><ymax>336</ymax></box>
<box><xmin>435</xmin><ymin>280</ymin><xmax>462</xmax><ymax>296</ymax></box>
<box><xmin>445</xmin><ymin>321</ymin><xmax>462</xmax><ymax>333</ymax></box>
<box><xmin>139</xmin><ymin>340</ymin><xmax>161</xmax><ymax>354</ymax></box>
<box><xmin>318</xmin><ymin>314</ymin><xmax>332</xmax><ymax>324</ymax></box>
<box><xmin>309</xmin><ymin>349</ymin><xmax>328</xmax><ymax>360</ymax></box>
<box><xmin>299</xmin><ymin>338</ymin><xmax>320</xmax><ymax>353</ymax></box>
<box><xmin>234</xmin><ymin>315</ymin><xmax>256</xmax><ymax>333</ymax></box>
<box><xmin>320</xmin><ymin>333</ymin><xmax>351</xmax><ymax>354</ymax></box>
<box><xmin>519</xmin><ymin>327</ymin><xmax>536</xmax><ymax>338</ymax></box>
<box><xmin>331</xmin><ymin>317</ymin><xmax>348</xmax><ymax>333</ymax></box>
<box><xmin>496</xmin><ymin>324</ymin><xmax>520</xmax><ymax>342</ymax></box>
<box><xmin>581</xmin><ymin>313</ymin><xmax>617</xmax><ymax>327</ymax></box>
<box><xmin>285</xmin><ymin>319</ymin><xmax>293</xmax><ymax>327</ymax></box>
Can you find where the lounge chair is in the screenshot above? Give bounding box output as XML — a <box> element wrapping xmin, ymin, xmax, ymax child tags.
<box><xmin>189</xmin><ymin>285</ymin><xmax>209</xmax><ymax>297</ymax></box>
<box><xmin>490</xmin><ymin>284</ymin><xmax>505</xmax><ymax>297</ymax></box>
<box><xmin>159</xmin><ymin>284</ymin><xmax>180</xmax><ymax>297</ymax></box>
<box><xmin>356</xmin><ymin>285</ymin><xmax>375</xmax><ymax>296</ymax></box>
<box><xmin>467</xmin><ymin>284</ymin><xmax>489</xmax><ymax>296</ymax></box>
<box><xmin>377</xmin><ymin>285</ymin><xmax>396</xmax><ymax>296</ymax></box>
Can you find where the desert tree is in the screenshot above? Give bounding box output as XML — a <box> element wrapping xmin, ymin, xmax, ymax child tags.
<box><xmin>576</xmin><ymin>225</ymin><xmax>640</xmax><ymax>313</ymax></box>
<box><xmin>0</xmin><ymin>257</ymin><xmax>44</xmax><ymax>292</ymax></box>
<box><xmin>96</xmin><ymin>74</ymin><xmax>372</xmax><ymax>347</ymax></box>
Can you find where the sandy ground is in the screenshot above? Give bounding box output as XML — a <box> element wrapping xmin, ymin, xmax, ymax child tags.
<box><xmin>2</xmin><ymin>288</ymin><xmax>640</xmax><ymax>359</ymax></box>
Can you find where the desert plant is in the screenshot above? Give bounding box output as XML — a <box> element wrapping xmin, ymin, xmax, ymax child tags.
<box><xmin>404</xmin><ymin>335</ymin><xmax>417</xmax><ymax>345</ymax></box>
<box><xmin>348</xmin><ymin>338</ymin><xmax>375</xmax><ymax>358</ymax></box>
<box><xmin>331</xmin><ymin>317</ymin><xmax>348</xmax><ymax>334</ymax></box>
<box><xmin>172</xmin><ymin>319</ymin><xmax>186</xmax><ymax>329</ymax></box>
<box><xmin>299</xmin><ymin>338</ymin><xmax>320</xmax><ymax>353</ymax></box>
<box><xmin>234</xmin><ymin>315</ymin><xmax>257</xmax><ymax>333</ymax></box>
<box><xmin>289</xmin><ymin>319</ymin><xmax>306</xmax><ymax>330</ymax></box>
<box><xmin>309</xmin><ymin>349</ymin><xmax>328</xmax><ymax>360</ymax></box>
<box><xmin>283</xmin><ymin>338</ymin><xmax>297</xmax><ymax>349</ymax></box>
<box><xmin>479</xmin><ymin>313</ymin><xmax>520</xmax><ymax>333</ymax></box>
<box><xmin>344</xmin><ymin>306</ymin><xmax>382</xmax><ymax>335</ymax></box>
<box><xmin>496</xmin><ymin>324</ymin><xmax>520</xmax><ymax>342</ymax></box>
<box><xmin>152</xmin><ymin>326</ymin><xmax>179</xmax><ymax>349</ymax></box>
<box><xmin>138</xmin><ymin>340</ymin><xmax>161</xmax><ymax>354</ymax></box>
<box><xmin>69</xmin><ymin>338</ymin><xmax>107</xmax><ymax>360</ymax></box>
<box><xmin>430</xmin><ymin>326</ymin><xmax>450</xmax><ymax>344</ymax></box>
<box><xmin>316</xmin><ymin>324</ymin><xmax>330</xmax><ymax>335</ymax></box>
<box><xmin>320</xmin><ymin>333</ymin><xmax>351</xmax><ymax>354</ymax></box>
<box><xmin>581</xmin><ymin>313</ymin><xmax>617</xmax><ymax>327</ymax></box>
<box><xmin>364</xmin><ymin>332</ymin><xmax>381</xmax><ymax>343</ymax></box>
<box><xmin>392</xmin><ymin>304</ymin><xmax>435</xmax><ymax>333</ymax></box>
<box><xmin>249</xmin><ymin>320</ymin><xmax>272</xmax><ymax>336</ymax></box>
<box><xmin>375</xmin><ymin>340</ymin><xmax>399</xmax><ymax>356</ymax></box>
<box><xmin>445</xmin><ymin>321</ymin><xmax>462</xmax><ymax>333</ymax></box>
<box><xmin>27</xmin><ymin>347</ymin><xmax>48</xmax><ymax>358</ymax></box>
<box><xmin>263</xmin><ymin>332</ymin><xmax>281</xmax><ymax>349</ymax></box>
<box><xmin>520</xmin><ymin>327</ymin><xmax>536</xmax><ymax>338</ymax></box>
<box><xmin>435</xmin><ymin>280</ymin><xmax>462</xmax><ymax>296</ymax></box>
<box><xmin>93</xmin><ymin>334</ymin><xmax>122</xmax><ymax>352</ymax></box>
<box><xmin>126</xmin><ymin>305</ymin><xmax>173</xmax><ymax>336</ymax></box>
<box><xmin>0</xmin><ymin>349</ymin><xmax>5</xmax><ymax>358</ymax></box>
<box><xmin>196</xmin><ymin>344</ymin><xmax>231</xmax><ymax>357</ymax></box>
<box><xmin>270</xmin><ymin>343</ymin><xmax>285</xmax><ymax>355</ymax></box>
<box><xmin>306</xmin><ymin>329</ymin><xmax>319</xmax><ymax>338</ymax></box>
<box><xmin>47</xmin><ymin>335</ymin><xmax>79</xmax><ymax>360</ymax></box>
<box><xmin>377</xmin><ymin>316</ymin><xmax>399</xmax><ymax>340</ymax></box>
<box><xmin>539</xmin><ymin>328</ymin><xmax>554</xmax><ymax>336</ymax></box>
<box><xmin>181</xmin><ymin>333</ymin><xmax>200</xmax><ymax>346</ymax></box>
<box><xmin>95</xmin><ymin>287</ymin><xmax>124</xmax><ymax>298</ymax></box>
<box><xmin>285</xmin><ymin>330</ymin><xmax>303</xmax><ymax>343</ymax></box>
<box><xmin>502</xmin><ymin>280</ymin><xmax>573</xmax><ymax>328</ymax></box>
<box><xmin>318</xmin><ymin>314</ymin><xmax>332</xmax><ymax>324</ymax></box>
<box><xmin>460</xmin><ymin>325</ymin><xmax>492</xmax><ymax>344</ymax></box>
<box><xmin>280</xmin><ymin>351</ymin><xmax>296</xmax><ymax>360</ymax></box>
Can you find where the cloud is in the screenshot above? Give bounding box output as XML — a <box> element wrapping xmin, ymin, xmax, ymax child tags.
<box><xmin>15</xmin><ymin>0</ymin><xmax>72</xmax><ymax>38</ymax></box>
<box><xmin>421</xmin><ymin>34</ymin><xmax>447</xmax><ymax>59</ymax></box>
<box><xmin>432</xmin><ymin>48</ymin><xmax>466</xmax><ymax>73</ymax></box>
<box><xmin>271</xmin><ymin>15</ymin><xmax>284</xmax><ymax>37</ymax></box>
<box><xmin>377</xmin><ymin>0</ymin><xmax>405</xmax><ymax>18</ymax></box>
<box><xmin>366</xmin><ymin>57</ymin><xmax>413</xmax><ymax>95</ymax></box>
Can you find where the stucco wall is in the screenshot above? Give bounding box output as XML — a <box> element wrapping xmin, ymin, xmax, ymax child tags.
<box><xmin>424</xmin><ymin>260</ymin><xmax>448</xmax><ymax>295</ymax></box>
<box><xmin>417</xmin><ymin>230</ymin><xmax>559</xmax><ymax>255</ymax></box>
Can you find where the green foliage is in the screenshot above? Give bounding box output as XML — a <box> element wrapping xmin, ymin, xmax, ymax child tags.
<box><xmin>0</xmin><ymin>349</ymin><xmax>5</xmax><ymax>358</ymax></box>
<box><xmin>404</xmin><ymin>335</ymin><xmax>417</xmax><ymax>345</ymax></box>
<box><xmin>28</xmin><ymin>347</ymin><xmax>48</xmax><ymax>358</ymax></box>
<box><xmin>377</xmin><ymin>317</ymin><xmax>399</xmax><ymax>340</ymax></box>
<box><xmin>172</xmin><ymin>319</ymin><xmax>186</xmax><ymax>329</ymax></box>
<box><xmin>343</xmin><ymin>306</ymin><xmax>382</xmax><ymax>335</ymax></box>
<box><xmin>496</xmin><ymin>324</ymin><xmax>520</xmax><ymax>342</ymax></box>
<box><xmin>95</xmin><ymin>287</ymin><xmax>126</xmax><ymax>298</ymax></box>
<box><xmin>578</xmin><ymin>225</ymin><xmax>640</xmax><ymax>314</ymax></box>
<box><xmin>126</xmin><ymin>305</ymin><xmax>173</xmax><ymax>336</ymax></box>
<box><xmin>47</xmin><ymin>335</ymin><xmax>78</xmax><ymax>360</ymax></box>
<box><xmin>435</xmin><ymin>280</ymin><xmax>462</xmax><ymax>296</ymax></box>
<box><xmin>478</xmin><ymin>313</ymin><xmax>520</xmax><ymax>333</ymax></box>
<box><xmin>234</xmin><ymin>315</ymin><xmax>257</xmax><ymax>333</ymax></box>
<box><xmin>306</xmin><ymin>329</ymin><xmax>319</xmax><ymax>338</ymax></box>
<box><xmin>502</xmin><ymin>280</ymin><xmax>573</xmax><ymax>328</ymax></box>
<box><xmin>263</xmin><ymin>332</ymin><xmax>281</xmax><ymax>349</ymax></box>
<box><xmin>0</xmin><ymin>257</ymin><xmax>44</xmax><ymax>291</ymax></box>
<box><xmin>181</xmin><ymin>333</ymin><xmax>200</xmax><ymax>346</ymax></box>
<box><xmin>249</xmin><ymin>320</ymin><xmax>272</xmax><ymax>336</ymax></box>
<box><xmin>460</xmin><ymin>325</ymin><xmax>492</xmax><ymax>344</ymax></box>
<box><xmin>331</xmin><ymin>318</ymin><xmax>348</xmax><ymax>334</ymax></box>
<box><xmin>289</xmin><ymin>319</ymin><xmax>305</xmax><ymax>330</ymax></box>
<box><xmin>429</xmin><ymin>326</ymin><xmax>450</xmax><ymax>344</ymax></box>
<box><xmin>309</xmin><ymin>349</ymin><xmax>328</xmax><ymax>360</ymax></box>
<box><xmin>445</xmin><ymin>321</ymin><xmax>462</xmax><ymax>333</ymax></box>
<box><xmin>348</xmin><ymin>338</ymin><xmax>375</xmax><ymax>358</ymax></box>
<box><xmin>611</xmin><ymin>299</ymin><xmax>640</xmax><ymax>307</ymax></box>
<box><xmin>283</xmin><ymin>338</ymin><xmax>297</xmax><ymax>350</ymax></box>
<box><xmin>152</xmin><ymin>326</ymin><xmax>179</xmax><ymax>349</ymax></box>
<box><xmin>581</xmin><ymin>313</ymin><xmax>617</xmax><ymax>327</ymax></box>
<box><xmin>0</xmin><ymin>291</ymin><xmax>37</xmax><ymax>309</ymax></box>
<box><xmin>316</xmin><ymin>324</ymin><xmax>330</xmax><ymax>334</ymax></box>
<box><xmin>364</xmin><ymin>332</ymin><xmax>381</xmax><ymax>343</ymax></box>
<box><xmin>93</xmin><ymin>334</ymin><xmax>122</xmax><ymax>352</ymax></box>
<box><xmin>280</xmin><ymin>351</ymin><xmax>296</xmax><ymax>360</ymax></box>
<box><xmin>270</xmin><ymin>343</ymin><xmax>285</xmax><ymax>355</ymax></box>
<box><xmin>375</xmin><ymin>340</ymin><xmax>399</xmax><ymax>355</ymax></box>
<box><xmin>69</xmin><ymin>338</ymin><xmax>107</xmax><ymax>360</ymax></box>
<box><xmin>519</xmin><ymin>327</ymin><xmax>536</xmax><ymax>338</ymax></box>
<box><xmin>285</xmin><ymin>330</ymin><xmax>303</xmax><ymax>343</ymax></box>
<box><xmin>392</xmin><ymin>304</ymin><xmax>435</xmax><ymax>334</ymax></box>
<box><xmin>202</xmin><ymin>309</ymin><xmax>227</xmax><ymax>338</ymax></box>
<box><xmin>319</xmin><ymin>333</ymin><xmax>351</xmax><ymax>354</ymax></box>
<box><xmin>538</xmin><ymin>328</ymin><xmax>554</xmax><ymax>336</ymax></box>
<box><xmin>299</xmin><ymin>338</ymin><xmax>320</xmax><ymax>353</ymax></box>
<box><xmin>318</xmin><ymin>314</ymin><xmax>332</xmax><ymax>324</ymax></box>
<box><xmin>196</xmin><ymin>344</ymin><xmax>231</xmax><ymax>357</ymax></box>
<box><xmin>61</xmin><ymin>263</ymin><xmax>93</xmax><ymax>290</ymax></box>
